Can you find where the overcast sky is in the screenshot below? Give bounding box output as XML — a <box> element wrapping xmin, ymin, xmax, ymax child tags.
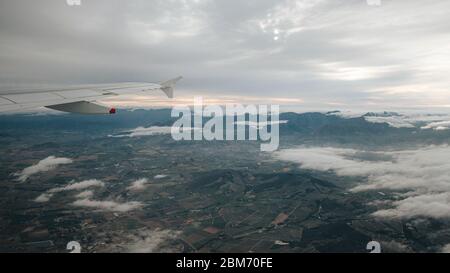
<box><xmin>1</xmin><ymin>0</ymin><xmax>450</xmax><ymax>109</ymax></box>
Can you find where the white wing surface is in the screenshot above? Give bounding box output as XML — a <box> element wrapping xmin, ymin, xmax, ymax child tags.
<box><xmin>0</xmin><ymin>77</ymin><xmax>182</xmax><ymax>114</ymax></box>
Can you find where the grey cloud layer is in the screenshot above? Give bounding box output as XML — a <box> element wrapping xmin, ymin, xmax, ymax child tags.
<box><xmin>1</xmin><ymin>0</ymin><xmax>450</xmax><ymax>108</ymax></box>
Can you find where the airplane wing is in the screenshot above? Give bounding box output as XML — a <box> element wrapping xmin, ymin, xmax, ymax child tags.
<box><xmin>0</xmin><ymin>76</ymin><xmax>182</xmax><ymax>114</ymax></box>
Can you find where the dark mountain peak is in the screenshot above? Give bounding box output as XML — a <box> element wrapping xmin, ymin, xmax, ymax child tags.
<box><xmin>363</xmin><ymin>111</ymin><xmax>401</xmax><ymax>117</ymax></box>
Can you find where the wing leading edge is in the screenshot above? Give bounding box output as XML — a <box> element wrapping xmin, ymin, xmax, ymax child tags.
<box><xmin>0</xmin><ymin>76</ymin><xmax>182</xmax><ymax>114</ymax></box>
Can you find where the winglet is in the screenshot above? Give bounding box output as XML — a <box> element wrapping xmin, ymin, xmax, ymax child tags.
<box><xmin>160</xmin><ymin>76</ymin><xmax>183</xmax><ymax>98</ymax></box>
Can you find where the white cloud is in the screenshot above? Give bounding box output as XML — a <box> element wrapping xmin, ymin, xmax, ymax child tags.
<box><xmin>379</xmin><ymin>240</ymin><xmax>413</xmax><ymax>253</ymax></box>
<box><xmin>34</xmin><ymin>179</ymin><xmax>105</xmax><ymax>203</ymax></box>
<box><xmin>34</xmin><ymin>193</ymin><xmax>53</xmax><ymax>203</ymax></box>
<box><xmin>33</xmin><ymin>178</ymin><xmax>144</xmax><ymax>213</ymax></box>
<box><xmin>373</xmin><ymin>192</ymin><xmax>450</xmax><ymax>219</ymax></box>
<box><xmin>326</xmin><ymin>110</ymin><xmax>366</xmax><ymax>119</ymax></box>
<box><xmin>316</xmin><ymin>62</ymin><xmax>396</xmax><ymax>81</ymax></box>
<box><xmin>110</xmin><ymin>126</ymin><xmax>202</xmax><ymax>139</ymax></box>
<box><xmin>364</xmin><ymin>116</ymin><xmax>415</xmax><ymax>128</ymax></box>
<box><xmin>49</xmin><ymin>179</ymin><xmax>105</xmax><ymax>193</ymax></box>
<box><xmin>72</xmin><ymin>198</ymin><xmax>143</xmax><ymax>212</ymax></box>
<box><xmin>327</xmin><ymin>111</ymin><xmax>450</xmax><ymax>129</ymax></box>
<box><xmin>441</xmin><ymin>244</ymin><xmax>450</xmax><ymax>253</ymax></box>
<box><xmin>121</xmin><ymin>229</ymin><xmax>181</xmax><ymax>253</ymax></box>
<box><xmin>110</xmin><ymin>126</ymin><xmax>173</xmax><ymax>138</ymax></box>
<box><xmin>273</xmin><ymin>145</ymin><xmax>450</xmax><ymax>219</ymax></box>
<box><xmin>75</xmin><ymin>190</ymin><xmax>94</xmax><ymax>199</ymax></box>
<box><xmin>15</xmin><ymin>156</ymin><xmax>73</xmax><ymax>182</ymax></box>
<box><xmin>235</xmin><ymin>120</ymin><xmax>288</xmax><ymax>129</ymax></box>
<box><xmin>421</xmin><ymin>121</ymin><xmax>450</xmax><ymax>131</ymax></box>
<box><xmin>127</xmin><ymin>178</ymin><xmax>150</xmax><ymax>192</ymax></box>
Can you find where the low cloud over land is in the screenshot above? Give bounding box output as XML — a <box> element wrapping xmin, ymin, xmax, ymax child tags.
<box><xmin>35</xmin><ymin>178</ymin><xmax>143</xmax><ymax>213</ymax></box>
<box><xmin>35</xmin><ymin>179</ymin><xmax>105</xmax><ymax>203</ymax></box>
<box><xmin>110</xmin><ymin>126</ymin><xmax>172</xmax><ymax>138</ymax></box>
<box><xmin>15</xmin><ymin>156</ymin><xmax>73</xmax><ymax>182</ymax></box>
<box><xmin>274</xmin><ymin>146</ymin><xmax>450</xmax><ymax>219</ymax></box>
<box><xmin>72</xmin><ymin>199</ymin><xmax>143</xmax><ymax>212</ymax></box>
<box><xmin>121</xmin><ymin>229</ymin><xmax>181</xmax><ymax>253</ymax></box>
<box><xmin>127</xmin><ymin>178</ymin><xmax>150</xmax><ymax>192</ymax></box>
